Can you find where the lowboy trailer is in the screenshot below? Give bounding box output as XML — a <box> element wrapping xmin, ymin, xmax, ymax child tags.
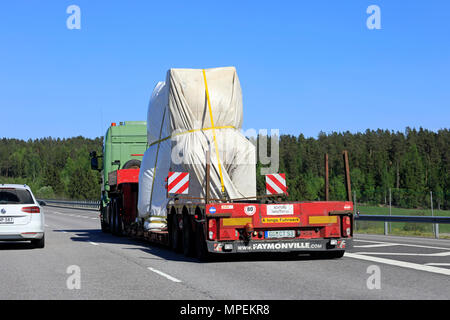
<box><xmin>98</xmin><ymin>149</ymin><xmax>354</xmax><ymax>261</ymax></box>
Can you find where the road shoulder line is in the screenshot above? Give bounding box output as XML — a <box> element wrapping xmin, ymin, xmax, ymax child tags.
<box><xmin>147</xmin><ymin>267</ymin><xmax>182</xmax><ymax>283</ymax></box>
<box><xmin>345</xmin><ymin>252</ymin><xmax>450</xmax><ymax>276</ymax></box>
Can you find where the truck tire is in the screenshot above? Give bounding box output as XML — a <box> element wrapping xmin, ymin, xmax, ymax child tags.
<box><xmin>101</xmin><ymin>219</ymin><xmax>108</xmax><ymax>233</ymax></box>
<box><xmin>108</xmin><ymin>202</ymin><xmax>114</xmax><ymax>234</ymax></box>
<box><xmin>195</xmin><ymin>221</ymin><xmax>210</xmax><ymax>261</ymax></box>
<box><xmin>114</xmin><ymin>200</ymin><xmax>123</xmax><ymax>237</ymax></box>
<box><xmin>111</xmin><ymin>199</ymin><xmax>118</xmax><ymax>236</ymax></box>
<box><xmin>169</xmin><ymin>214</ymin><xmax>182</xmax><ymax>252</ymax></box>
<box><xmin>182</xmin><ymin>214</ymin><xmax>195</xmax><ymax>257</ymax></box>
<box><xmin>101</xmin><ymin>205</ymin><xmax>109</xmax><ymax>233</ymax></box>
<box><xmin>122</xmin><ymin>159</ymin><xmax>141</xmax><ymax>169</ymax></box>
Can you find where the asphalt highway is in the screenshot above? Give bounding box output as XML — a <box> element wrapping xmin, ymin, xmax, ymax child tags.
<box><xmin>0</xmin><ymin>206</ymin><xmax>449</xmax><ymax>300</ymax></box>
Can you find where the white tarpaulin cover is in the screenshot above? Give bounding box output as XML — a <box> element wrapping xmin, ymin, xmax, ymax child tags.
<box><xmin>138</xmin><ymin>67</ymin><xmax>256</xmax><ymax>229</ymax></box>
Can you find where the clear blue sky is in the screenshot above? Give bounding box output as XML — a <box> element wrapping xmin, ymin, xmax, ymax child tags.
<box><xmin>1</xmin><ymin>1</ymin><xmax>449</xmax><ymax>140</ymax></box>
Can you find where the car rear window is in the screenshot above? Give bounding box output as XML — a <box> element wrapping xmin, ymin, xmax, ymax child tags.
<box><xmin>0</xmin><ymin>189</ymin><xmax>35</xmax><ymax>205</ymax></box>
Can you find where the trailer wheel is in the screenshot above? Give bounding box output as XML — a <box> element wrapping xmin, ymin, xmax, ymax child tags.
<box><xmin>114</xmin><ymin>200</ymin><xmax>123</xmax><ymax>237</ymax></box>
<box><xmin>182</xmin><ymin>214</ymin><xmax>195</xmax><ymax>257</ymax></box>
<box><xmin>169</xmin><ymin>214</ymin><xmax>182</xmax><ymax>252</ymax></box>
<box><xmin>195</xmin><ymin>221</ymin><xmax>210</xmax><ymax>261</ymax></box>
<box><xmin>111</xmin><ymin>199</ymin><xmax>118</xmax><ymax>236</ymax></box>
<box><xmin>101</xmin><ymin>219</ymin><xmax>108</xmax><ymax>233</ymax></box>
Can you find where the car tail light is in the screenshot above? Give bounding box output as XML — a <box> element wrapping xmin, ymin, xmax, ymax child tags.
<box><xmin>342</xmin><ymin>216</ymin><xmax>352</xmax><ymax>237</ymax></box>
<box><xmin>208</xmin><ymin>219</ymin><xmax>216</xmax><ymax>240</ymax></box>
<box><xmin>21</xmin><ymin>206</ymin><xmax>40</xmax><ymax>213</ymax></box>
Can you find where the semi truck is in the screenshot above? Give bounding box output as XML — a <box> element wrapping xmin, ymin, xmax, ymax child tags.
<box><xmin>89</xmin><ymin>121</ymin><xmax>147</xmax><ymax>233</ymax></box>
<box><xmin>91</xmin><ymin>121</ymin><xmax>354</xmax><ymax>260</ymax></box>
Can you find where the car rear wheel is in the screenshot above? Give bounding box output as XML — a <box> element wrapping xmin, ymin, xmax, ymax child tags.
<box><xmin>31</xmin><ymin>235</ymin><xmax>45</xmax><ymax>249</ymax></box>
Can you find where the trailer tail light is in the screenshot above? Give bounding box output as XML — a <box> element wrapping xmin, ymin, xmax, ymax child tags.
<box><xmin>342</xmin><ymin>216</ymin><xmax>352</xmax><ymax>237</ymax></box>
<box><xmin>21</xmin><ymin>206</ymin><xmax>40</xmax><ymax>213</ymax></box>
<box><xmin>208</xmin><ymin>219</ymin><xmax>216</xmax><ymax>240</ymax></box>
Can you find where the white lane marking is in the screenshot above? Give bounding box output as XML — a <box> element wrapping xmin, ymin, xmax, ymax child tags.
<box><xmin>147</xmin><ymin>267</ymin><xmax>182</xmax><ymax>283</ymax></box>
<box><xmin>424</xmin><ymin>263</ymin><xmax>450</xmax><ymax>266</ymax></box>
<box><xmin>89</xmin><ymin>242</ymin><xmax>99</xmax><ymax>246</ymax></box>
<box><xmin>48</xmin><ymin>210</ymin><xmax>97</xmax><ymax>220</ymax></box>
<box><xmin>345</xmin><ymin>252</ymin><xmax>450</xmax><ymax>276</ymax></box>
<box><xmin>354</xmin><ymin>239</ymin><xmax>450</xmax><ymax>251</ymax></box>
<box><xmin>354</xmin><ymin>251</ymin><xmax>450</xmax><ymax>257</ymax></box>
<box><xmin>354</xmin><ymin>243</ymin><xmax>398</xmax><ymax>248</ymax></box>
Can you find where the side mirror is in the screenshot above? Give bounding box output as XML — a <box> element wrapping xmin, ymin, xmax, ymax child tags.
<box><xmin>39</xmin><ymin>201</ymin><xmax>46</xmax><ymax>207</ymax></box>
<box><xmin>90</xmin><ymin>151</ymin><xmax>103</xmax><ymax>171</ymax></box>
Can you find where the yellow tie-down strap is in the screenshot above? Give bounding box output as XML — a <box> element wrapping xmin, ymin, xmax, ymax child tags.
<box><xmin>203</xmin><ymin>69</ymin><xmax>225</xmax><ymax>193</ymax></box>
<box><xmin>148</xmin><ymin>69</ymin><xmax>229</xmax><ymax>194</ymax></box>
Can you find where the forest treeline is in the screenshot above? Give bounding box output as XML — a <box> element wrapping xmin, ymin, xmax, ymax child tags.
<box><xmin>0</xmin><ymin>136</ymin><xmax>103</xmax><ymax>200</ymax></box>
<box><xmin>257</xmin><ymin>127</ymin><xmax>449</xmax><ymax>209</ymax></box>
<box><xmin>0</xmin><ymin>127</ymin><xmax>449</xmax><ymax>209</ymax></box>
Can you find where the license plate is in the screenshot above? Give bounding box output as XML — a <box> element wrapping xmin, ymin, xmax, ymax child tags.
<box><xmin>265</xmin><ymin>230</ymin><xmax>295</xmax><ymax>239</ymax></box>
<box><xmin>0</xmin><ymin>217</ymin><xmax>13</xmax><ymax>224</ymax></box>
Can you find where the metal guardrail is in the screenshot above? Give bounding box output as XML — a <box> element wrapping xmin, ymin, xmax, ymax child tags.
<box><xmin>38</xmin><ymin>199</ymin><xmax>100</xmax><ymax>210</ymax></box>
<box><xmin>355</xmin><ymin>214</ymin><xmax>450</xmax><ymax>239</ymax></box>
<box><xmin>355</xmin><ymin>214</ymin><xmax>450</xmax><ymax>224</ymax></box>
<box><xmin>37</xmin><ymin>201</ymin><xmax>448</xmax><ymax>238</ymax></box>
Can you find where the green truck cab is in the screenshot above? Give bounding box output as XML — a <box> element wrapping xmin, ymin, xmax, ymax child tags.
<box><xmin>90</xmin><ymin>121</ymin><xmax>147</xmax><ymax>226</ymax></box>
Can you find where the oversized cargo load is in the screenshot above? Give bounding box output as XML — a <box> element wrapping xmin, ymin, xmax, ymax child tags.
<box><xmin>138</xmin><ymin>67</ymin><xmax>256</xmax><ymax>229</ymax></box>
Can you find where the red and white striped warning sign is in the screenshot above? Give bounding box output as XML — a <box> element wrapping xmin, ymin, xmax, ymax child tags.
<box><xmin>168</xmin><ymin>172</ymin><xmax>189</xmax><ymax>194</ymax></box>
<box><xmin>265</xmin><ymin>173</ymin><xmax>288</xmax><ymax>195</ymax></box>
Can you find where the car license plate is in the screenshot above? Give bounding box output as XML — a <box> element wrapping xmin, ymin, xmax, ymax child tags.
<box><xmin>0</xmin><ymin>217</ymin><xmax>13</xmax><ymax>224</ymax></box>
<box><xmin>265</xmin><ymin>230</ymin><xmax>295</xmax><ymax>239</ymax></box>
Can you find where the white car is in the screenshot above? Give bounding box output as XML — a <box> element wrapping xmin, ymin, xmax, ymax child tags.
<box><xmin>0</xmin><ymin>184</ymin><xmax>45</xmax><ymax>248</ymax></box>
